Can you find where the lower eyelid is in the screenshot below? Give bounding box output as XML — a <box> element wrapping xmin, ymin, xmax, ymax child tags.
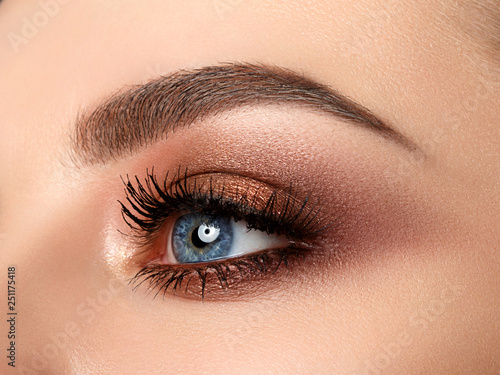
<box><xmin>129</xmin><ymin>245</ymin><xmax>314</xmax><ymax>301</ymax></box>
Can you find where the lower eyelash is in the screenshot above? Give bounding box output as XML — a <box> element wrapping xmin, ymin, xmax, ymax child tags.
<box><xmin>129</xmin><ymin>247</ymin><xmax>306</xmax><ymax>301</ymax></box>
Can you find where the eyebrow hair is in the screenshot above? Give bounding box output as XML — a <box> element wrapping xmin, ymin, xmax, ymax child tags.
<box><xmin>71</xmin><ymin>63</ymin><xmax>418</xmax><ymax>165</ymax></box>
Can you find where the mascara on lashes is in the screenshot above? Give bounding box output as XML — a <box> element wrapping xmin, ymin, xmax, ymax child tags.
<box><xmin>119</xmin><ymin>168</ymin><xmax>329</xmax><ymax>299</ymax></box>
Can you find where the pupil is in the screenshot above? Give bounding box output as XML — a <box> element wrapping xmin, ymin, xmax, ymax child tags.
<box><xmin>192</xmin><ymin>226</ymin><xmax>209</xmax><ymax>248</ymax></box>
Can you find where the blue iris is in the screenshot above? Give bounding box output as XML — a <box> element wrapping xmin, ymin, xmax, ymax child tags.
<box><xmin>172</xmin><ymin>213</ymin><xmax>233</xmax><ymax>263</ymax></box>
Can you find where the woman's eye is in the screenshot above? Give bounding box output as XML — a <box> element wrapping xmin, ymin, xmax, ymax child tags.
<box><xmin>163</xmin><ymin>213</ymin><xmax>290</xmax><ymax>264</ymax></box>
<box><xmin>121</xmin><ymin>170</ymin><xmax>326</xmax><ymax>300</ymax></box>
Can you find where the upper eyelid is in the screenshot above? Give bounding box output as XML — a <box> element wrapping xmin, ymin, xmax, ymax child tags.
<box><xmin>70</xmin><ymin>63</ymin><xmax>421</xmax><ymax>167</ymax></box>
<box><xmin>119</xmin><ymin>170</ymin><xmax>328</xmax><ymax>249</ymax></box>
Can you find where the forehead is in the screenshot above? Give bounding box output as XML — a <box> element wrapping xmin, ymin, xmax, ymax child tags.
<box><xmin>449</xmin><ymin>0</ymin><xmax>500</xmax><ymax>66</ymax></box>
<box><xmin>0</xmin><ymin>0</ymin><xmax>474</xmax><ymax>78</ymax></box>
<box><xmin>0</xmin><ymin>0</ymin><xmax>491</xmax><ymax>181</ymax></box>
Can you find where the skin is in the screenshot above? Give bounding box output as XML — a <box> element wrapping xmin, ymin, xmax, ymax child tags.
<box><xmin>1</xmin><ymin>0</ymin><xmax>499</xmax><ymax>374</ymax></box>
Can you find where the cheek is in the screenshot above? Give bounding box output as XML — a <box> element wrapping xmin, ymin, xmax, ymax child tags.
<box><xmin>7</xmin><ymin>223</ymin><xmax>101</xmax><ymax>372</ymax></box>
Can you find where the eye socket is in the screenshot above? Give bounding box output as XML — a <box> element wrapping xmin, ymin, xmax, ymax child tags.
<box><xmin>121</xmin><ymin>169</ymin><xmax>330</xmax><ymax>300</ymax></box>
<box><xmin>162</xmin><ymin>213</ymin><xmax>291</xmax><ymax>265</ymax></box>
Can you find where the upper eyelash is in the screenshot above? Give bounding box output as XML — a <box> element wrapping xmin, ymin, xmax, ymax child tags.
<box><xmin>118</xmin><ymin>167</ymin><xmax>326</xmax><ymax>247</ymax></box>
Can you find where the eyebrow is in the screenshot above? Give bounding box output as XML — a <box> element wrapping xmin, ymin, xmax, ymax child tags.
<box><xmin>71</xmin><ymin>63</ymin><xmax>418</xmax><ymax>165</ymax></box>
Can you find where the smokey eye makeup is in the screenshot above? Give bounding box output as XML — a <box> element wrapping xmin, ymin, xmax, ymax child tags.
<box><xmin>120</xmin><ymin>168</ymin><xmax>334</xmax><ymax>300</ymax></box>
<box><xmin>79</xmin><ymin>65</ymin><xmax>422</xmax><ymax>301</ymax></box>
